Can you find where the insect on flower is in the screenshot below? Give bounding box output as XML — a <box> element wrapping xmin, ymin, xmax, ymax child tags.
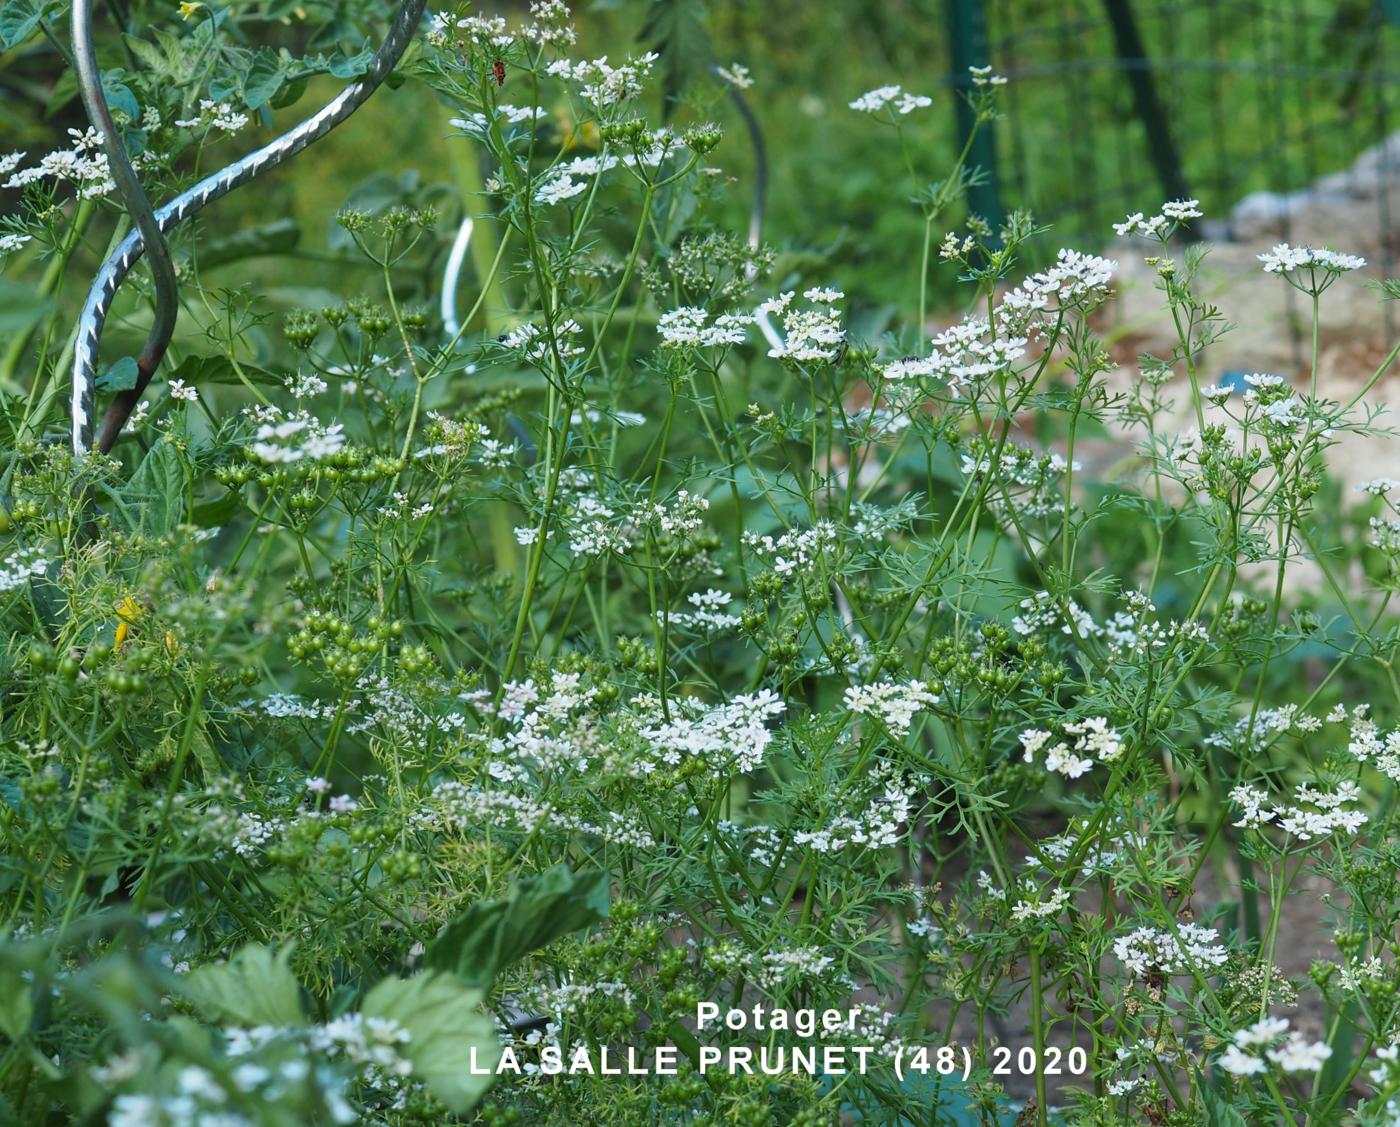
<box><xmin>492</xmin><ymin>58</ymin><xmax>506</xmax><ymax>86</ymax></box>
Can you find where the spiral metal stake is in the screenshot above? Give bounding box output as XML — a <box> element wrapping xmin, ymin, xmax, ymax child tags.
<box><xmin>438</xmin><ymin>77</ymin><xmax>780</xmax><ymax>354</ymax></box>
<box><xmin>719</xmin><ymin>73</ymin><xmax>784</xmax><ymax>355</ymax></box>
<box><xmin>73</xmin><ymin>0</ymin><xmax>180</xmax><ymax>456</ymax></box>
<box><xmin>720</xmin><ymin>73</ymin><xmax>858</xmax><ymax>633</ymax></box>
<box><xmin>440</xmin><ymin>215</ymin><xmax>475</xmax><ymax>340</ymax></box>
<box><xmin>72</xmin><ymin>0</ymin><xmax>428</xmax><ymax>456</ymax></box>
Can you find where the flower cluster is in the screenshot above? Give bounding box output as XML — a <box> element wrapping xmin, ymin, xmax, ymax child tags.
<box><xmin>1113</xmin><ymin>924</ymin><xmax>1228</xmax><ymax>978</ymax></box>
<box><xmin>757</xmin><ymin>289</ymin><xmax>845</xmax><ymax>363</ymax></box>
<box><xmin>843</xmin><ymin>680</ymin><xmax>939</xmax><ymax>734</ymax></box>
<box><xmin>1113</xmin><ymin>199</ymin><xmax>1203</xmax><ymax>239</ymax></box>
<box><xmin>791</xmin><ymin>770</ymin><xmax>921</xmax><ymax>853</ymax></box>
<box><xmin>1257</xmin><ymin>243</ymin><xmax>1366</xmax><ymax>275</ymax></box>
<box><xmin>3</xmin><ymin>128</ymin><xmax>120</xmax><ymax>198</ymax></box>
<box><xmin>743</xmin><ymin>521</ymin><xmax>839</xmax><ymax>579</ymax></box>
<box><xmin>249</xmin><ymin>416</ymin><xmax>347</xmax><ymax>464</ymax></box>
<box><xmin>174</xmin><ymin>99</ymin><xmax>250</xmax><ymax>132</ymax></box>
<box><xmin>657</xmin><ymin>306</ymin><xmax>752</xmax><ymax>349</ymax></box>
<box><xmin>0</xmin><ymin>547</ymin><xmax>46</xmax><ymax>593</ymax></box>
<box><xmin>1230</xmin><ymin>781</ymin><xmax>1368</xmax><ymax>840</ymax></box>
<box><xmin>547</xmin><ymin>52</ymin><xmax>660</xmax><ymax>107</ymax></box>
<box><xmin>501</xmin><ymin>319</ymin><xmax>585</xmax><ymax>364</ymax></box>
<box><xmin>1218</xmin><ymin>1016</ymin><xmax>1331</xmax><ymax>1076</ymax></box>
<box><xmin>643</xmin><ymin>689</ymin><xmax>786</xmax><ymax>773</ymax></box>
<box><xmin>1019</xmin><ymin>717</ymin><xmax>1124</xmax><ymax>779</ymax></box>
<box><xmin>848</xmin><ymin>85</ymin><xmax>932</xmax><ymax>115</ymax></box>
<box><xmin>882</xmin><ymin>315</ymin><xmax>1027</xmax><ymax>392</ymax></box>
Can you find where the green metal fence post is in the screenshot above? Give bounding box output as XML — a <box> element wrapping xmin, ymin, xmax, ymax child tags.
<box><xmin>946</xmin><ymin>0</ymin><xmax>1004</xmax><ymax>232</ymax></box>
<box><xmin>1101</xmin><ymin>0</ymin><xmax>1199</xmax><ymax>238</ymax></box>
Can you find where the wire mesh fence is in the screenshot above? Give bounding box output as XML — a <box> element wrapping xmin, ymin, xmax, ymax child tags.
<box><xmin>961</xmin><ymin>0</ymin><xmax>1399</xmax><ymax>280</ymax></box>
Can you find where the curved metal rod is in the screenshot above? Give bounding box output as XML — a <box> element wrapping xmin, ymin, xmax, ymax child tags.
<box><xmin>73</xmin><ymin>0</ymin><xmax>181</xmax><ymax>449</ymax></box>
<box><xmin>440</xmin><ymin>214</ymin><xmax>475</xmax><ymax>338</ymax></box>
<box><xmin>717</xmin><ymin>71</ymin><xmax>783</xmax><ymax>354</ymax></box>
<box><xmin>72</xmin><ymin>0</ymin><xmax>428</xmax><ymax>455</ymax></box>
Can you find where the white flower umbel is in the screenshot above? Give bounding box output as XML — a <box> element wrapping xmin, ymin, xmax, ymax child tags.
<box><xmin>1231</xmin><ymin>780</ymin><xmax>1368</xmax><ymax>841</ymax></box>
<box><xmin>167</xmin><ymin>379</ymin><xmax>198</xmax><ymax>403</ymax></box>
<box><xmin>1258</xmin><ymin>244</ymin><xmax>1365</xmax><ymax>275</ymax></box>
<box><xmin>657</xmin><ymin>306</ymin><xmax>752</xmax><ymax>349</ymax></box>
<box><xmin>848</xmin><ymin>84</ymin><xmax>932</xmax><ymax>115</ymax></box>
<box><xmin>0</xmin><ymin>547</ymin><xmax>47</xmax><ymax>593</ymax></box>
<box><xmin>548</xmin><ymin>52</ymin><xmax>660</xmax><ymax>107</ymax></box>
<box><xmin>756</xmin><ymin>290</ymin><xmax>845</xmax><ymax>363</ymax></box>
<box><xmin>643</xmin><ymin>690</ymin><xmax>786</xmax><ymax>774</ymax></box>
<box><xmin>716</xmin><ymin>62</ymin><xmax>752</xmax><ymax>89</ymax></box>
<box><xmin>1020</xmin><ymin>717</ymin><xmax>1124</xmax><ymax>779</ymax></box>
<box><xmin>1009</xmin><ymin>886</ymin><xmax>1071</xmax><ymax>923</ymax></box>
<box><xmin>1113</xmin><ymin>199</ymin><xmax>1201</xmax><ymax>241</ymax></box>
<box><xmin>1219</xmin><ymin>1017</ymin><xmax>1333</xmax><ymax>1076</ymax></box>
<box><xmin>175</xmin><ymin>99</ymin><xmax>251</xmax><ymax>133</ymax></box>
<box><xmin>249</xmin><ymin>416</ymin><xmax>346</xmax><ymax>464</ymax></box>
<box><xmin>843</xmin><ymin>680</ymin><xmax>939</xmax><ymax>734</ymax></box>
<box><xmin>1258</xmin><ymin>243</ymin><xmax>1365</xmax><ymax>297</ymax></box>
<box><xmin>881</xmin><ymin>315</ymin><xmax>1026</xmax><ymax>394</ymax></box>
<box><xmin>1113</xmin><ymin>923</ymin><xmax>1227</xmax><ymax>978</ymax></box>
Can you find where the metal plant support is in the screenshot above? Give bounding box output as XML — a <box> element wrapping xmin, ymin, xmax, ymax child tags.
<box><xmin>718</xmin><ymin>68</ymin><xmax>783</xmax><ymax>355</ymax></box>
<box><xmin>70</xmin><ymin>0</ymin><xmax>428</xmax><ymax>457</ymax></box>
<box><xmin>438</xmin><ymin>68</ymin><xmax>781</xmax><ymax>353</ymax></box>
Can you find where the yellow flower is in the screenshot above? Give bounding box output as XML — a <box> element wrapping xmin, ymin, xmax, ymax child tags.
<box><xmin>178</xmin><ymin>2</ymin><xmax>202</xmax><ymax>19</ymax></box>
<box><xmin>114</xmin><ymin>595</ymin><xmax>143</xmax><ymax>651</ymax></box>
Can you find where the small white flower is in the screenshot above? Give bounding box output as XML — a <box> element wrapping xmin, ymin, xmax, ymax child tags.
<box><xmin>1234</xmin><ymin>1017</ymin><xmax>1290</xmax><ymax>1047</ymax></box>
<box><xmin>1219</xmin><ymin>1044</ymin><xmax>1266</xmax><ymax>1076</ymax></box>
<box><xmin>1258</xmin><ymin>243</ymin><xmax>1365</xmax><ymax>275</ymax></box>
<box><xmin>716</xmin><ymin>62</ymin><xmax>752</xmax><ymax>89</ymax></box>
<box><xmin>1266</xmin><ymin>1033</ymin><xmax>1332</xmax><ymax>1073</ymax></box>
<box><xmin>175</xmin><ymin>99</ymin><xmax>250</xmax><ymax>133</ymax></box>
<box><xmin>849</xmin><ymin>84</ymin><xmax>932</xmax><ymax>114</ymax></box>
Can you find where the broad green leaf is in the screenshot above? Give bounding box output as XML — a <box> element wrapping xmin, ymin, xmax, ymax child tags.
<box><xmin>242</xmin><ymin>49</ymin><xmax>288</xmax><ymax>110</ymax></box>
<box><xmin>128</xmin><ymin>438</ymin><xmax>185</xmax><ymax>535</ymax></box>
<box><xmin>180</xmin><ymin>944</ymin><xmax>304</xmax><ymax>1027</ymax></box>
<box><xmin>362</xmin><ymin>972</ymin><xmax>498</xmax><ymax>1113</ymax></box>
<box><xmin>123</xmin><ymin>34</ymin><xmax>169</xmax><ymax>77</ymax></box>
<box><xmin>425</xmin><ymin>864</ymin><xmax>609</xmax><ymax>988</ymax></box>
<box><xmin>328</xmin><ymin>44</ymin><xmax>374</xmax><ymax>78</ymax></box>
<box><xmin>97</xmin><ymin>356</ymin><xmax>139</xmax><ymax>392</ymax></box>
<box><xmin>0</xmin><ymin>964</ymin><xmax>32</xmax><ymax>1041</ymax></box>
<box><xmin>0</xmin><ymin>0</ymin><xmax>43</xmax><ymax>49</ymax></box>
<box><xmin>100</xmin><ymin>74</ymin><xmax>141</xmax><ymax>124</ymax></box>
<box><xmin>269</xmin><ymin>74</ymin><xmax>309</xmax><ymax>109</ymax></box>
<box><xmin>207</xmin><ymin>73</ymin><xmax>239</xmax><ymax>104</ymax></box>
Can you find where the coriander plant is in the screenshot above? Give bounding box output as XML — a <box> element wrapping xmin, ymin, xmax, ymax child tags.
<box><xmin>1</xmin><ymin>3</ymin><xmax>1399</xmax><ymax>1126</ymax></box>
